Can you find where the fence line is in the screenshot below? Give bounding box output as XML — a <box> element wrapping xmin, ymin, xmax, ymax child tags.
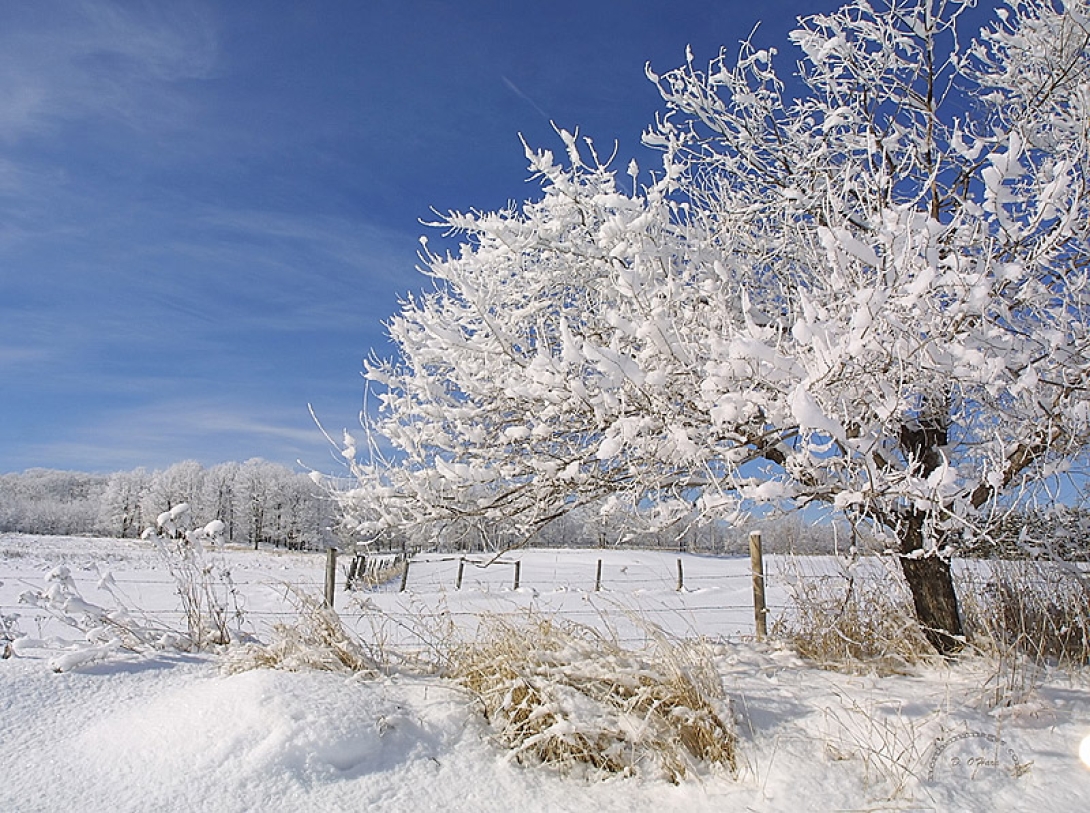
<box><xmin>4</xmin><ymin>562</ymin><xmax>1081</xmax><ymax>594</ymax></box>
<box><xmin>6</xmin><ymin>542</ymin><xmax>1084</xmax><ymax>650</ymax></box>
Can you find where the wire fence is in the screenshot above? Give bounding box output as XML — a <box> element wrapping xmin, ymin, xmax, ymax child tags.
<box><xmin>3</xmin><ymin>539</ymin><xmax>1087</xmax><ymax>651</ymax></box>
<box><xmin>1</xmin><ymin>542</ymin><xmax>777</xmax><ymax>648</ymax></box>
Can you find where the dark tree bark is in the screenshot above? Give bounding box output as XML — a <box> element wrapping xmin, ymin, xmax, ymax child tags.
<box><xmin>897</xmin><ymin>508</ymin><xmax>964</xmax><ymax>656</ymax></box>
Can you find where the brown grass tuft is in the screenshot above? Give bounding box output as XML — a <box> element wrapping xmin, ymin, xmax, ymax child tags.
<box><xmin>446</xmin><ymin>614</ymin><xmax>736</xmax><ymax>782</ymax></box>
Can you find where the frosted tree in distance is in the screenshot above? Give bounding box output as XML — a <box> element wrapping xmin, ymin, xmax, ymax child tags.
<box><xmin>347</xmin><ymin>0</ymin><xmax>1090</xmax><ymax>655</ymax></box>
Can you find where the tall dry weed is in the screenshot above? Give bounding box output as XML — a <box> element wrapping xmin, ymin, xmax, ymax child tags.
<box><xmin>959</xmin><ymin>561</ymin><xmax>1090</xmax><ymax>707</ymax></box>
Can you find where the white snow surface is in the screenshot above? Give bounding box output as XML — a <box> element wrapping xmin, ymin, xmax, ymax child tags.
<box><xmin>2</xmin><ymin>533</ymin><xmax>1089</xmax><ymax>812</ymax></box>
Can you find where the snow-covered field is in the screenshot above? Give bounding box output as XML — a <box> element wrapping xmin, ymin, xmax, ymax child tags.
<box><xmin>2</xmin><ymin>533</ymin><xmax>1089</xmax><ymax>812</ymax></box>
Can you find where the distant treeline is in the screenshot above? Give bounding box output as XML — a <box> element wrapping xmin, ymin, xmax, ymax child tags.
<box><xmin>362</xmin><ymin>503</ymin><xmax>1089</xmax><ymax>560</ymax></box>
<box><xmin>0</xmin><ymin>460</ymin><xmax>337</xmax><ymax>549</ymax></box>
<box><xmin>4</xmin><ymin>462</ymin><xmax>1081</xmax><ymax>559</ymax></box>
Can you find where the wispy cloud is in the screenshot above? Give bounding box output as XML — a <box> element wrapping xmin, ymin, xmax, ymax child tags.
<box><xmin>13</xmin><ymin>394</ymin><xmax>339</xmax><ymax>473</ymax></box>
<box><xmin>168</xmin><ymin>207</ymin><xmax>425</xmax><ymax>330</ymax></box>
<box><xmin>193</xmin><ymin>208</ymin><xmax>418</xmax><ymax>282</ymax></box>
<box><xmin>0</xmin><ymin>0</ymin><xmax>218</xmax><ymax>143</ymax></box>
<box><xmin>0</xmin><ymin>345</ymin><xmax>51</xmax><ymax>369</ymax></box>
<box><xmin>4</xmin><ymin>0</ymin><xmax>728</xmax><ymax>477</ymax></box>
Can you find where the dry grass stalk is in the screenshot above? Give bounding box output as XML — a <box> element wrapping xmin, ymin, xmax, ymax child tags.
<box><xmin>447</xmin><ymin>614</ymin><xmax>736</xmax><ymax>782</ymax></box>
<box><xmin>151</xmin><ymin>534</ymin><xmax>243</xmax><ymax>648</ymax></box>
<box><xmin>778</xmin><ymin>556</ymin><xmax>1089</xmax><ymax>699</ymax></box>
<box><xmin>820</xmin><ymin>696</ymin><xmax>932</xmax><ymax>800</ymax></box>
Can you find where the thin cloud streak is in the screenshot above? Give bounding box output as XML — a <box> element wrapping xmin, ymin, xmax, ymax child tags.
<box><xmin>501</xmin><ymin>75</ymin><xmax>552</xmax><ymax>122</ymax></box>
<box><xmin>0</xmin><ymin>345</ymin><xmax>51</xmax><ymax>369</ymax></box>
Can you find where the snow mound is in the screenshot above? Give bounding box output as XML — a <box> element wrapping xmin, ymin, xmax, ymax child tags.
<box><xmin>77</xmin><ymin>669</ymin><xmax>434</xmax><ymax>783</ymax></box>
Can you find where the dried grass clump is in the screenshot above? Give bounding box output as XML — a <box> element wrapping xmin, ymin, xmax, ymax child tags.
<box><xmin>447</xmin><ymin>615</ymin><xmax>736</xmax><ymax>782</ymax></box>
<box><xmin>224</xmin><ymin>593</ymin><xmax>378</xmax><ymax>676</ymax></box>
<box><xmin>775</xmin><ymin>567</ymin><xmax>935</xmax><ymax>675</ymax></box>
<box><xmin>962</xmin><ymin>561</ymin><xmax>1090</xmax><ymax>666</ymax></box>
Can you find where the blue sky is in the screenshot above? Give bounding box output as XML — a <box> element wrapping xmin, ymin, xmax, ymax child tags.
<box><xmin>0</xmin><ymin>0</ymin><xmax>838</xmax><ymax>475</ymax></box>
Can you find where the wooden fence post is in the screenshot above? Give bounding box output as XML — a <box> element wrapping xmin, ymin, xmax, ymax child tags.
<box><xmin>324</xmin><ymin>547</ymin><xmax>337</xmax><ymax>609</ymax></box>
<box><xmin>749</xmin><ymin>530</ymin><xmax>768</xmax><ymax>640</ymax></box>
<box><xmin>513</xmin><ymin>560</ymin><xmax>521</xmax><ymax>590</ymax></box>
<box><xmin>595</xmin><ymin>558</ymin><xmax>602</xmax><ymax>592</ymax></box>
<box><xmin>456</xmin><ymin>557</ymin><xmax>465</xmax><ymax>590</ymax></box>
<box><xmin>676</xmin><ymin>557</ymin><xmax>684</xmax><ymax>591</ymax></box>
<box><xmin>399</xmin><ymin>557</ymin><xmax>411</xmax><ymax>592</ymax></box>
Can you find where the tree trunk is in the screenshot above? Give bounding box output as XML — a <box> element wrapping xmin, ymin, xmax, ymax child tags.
<box><xmin>899</xmin><ymin>554</ymin><xmax>963</xmax><ymax>656</ymax></box>
<box><xmin>898</xmin><ymin>507</ymin><xmax>964</xmax><ymax>657</ymax></box>
<box><xmin>895</xmin><ymin>412</ymin><xmax>964</xmax><ymax>656</ymax></box>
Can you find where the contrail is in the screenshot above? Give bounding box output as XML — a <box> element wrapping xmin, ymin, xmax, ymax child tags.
<box><xmin>501</xmin><ymin>75</ymin><xmax>551</xmax><ymax>122</ymax></box>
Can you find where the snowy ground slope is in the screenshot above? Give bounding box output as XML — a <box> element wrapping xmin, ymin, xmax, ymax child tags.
<box><xmin>2</xmin><ymin>534</ymin><xmax>1089</xmax><ymax>812</ymax></box>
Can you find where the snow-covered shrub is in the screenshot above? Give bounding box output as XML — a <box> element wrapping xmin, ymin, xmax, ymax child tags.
<box><xmin>1</xmin><ymin>610</ymin><xmax>19</xmax><ymax>659</ymax></box>
<box><xmin>153</xmin><ymin>502</ymin><xmax>193</xmax><ymax>539</ymax></box>
<box><xmin>447</xmin><ymin>615</ymin><xmax>736</xmax><ymax>782</ymax></box>
<box><xmin>18</xmin><ymin>564</ymin><xmax>190</xmax><ymax>671</ymax></box>
<box><xmin>12</xmin><ymin>514</ymin><xmax>244</xmax><ymax>671</ymax></box>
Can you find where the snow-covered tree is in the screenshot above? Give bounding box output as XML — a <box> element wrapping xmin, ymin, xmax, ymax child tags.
<box><xmin>0</xmin><ymin>460</ymin><xmax>334</xmax><ymax>547</ymax></box>
<box><xmin>346</xmin><ymin>0</ymin><xmax>1090</xmax><ymax>654</ymax></box>
<box><xmin>140</xmin><ymin>460</ymin><xmax>206</xmax><ymax>537</ymax></box>
<box><xmin>237</xmin><ymin>458</ymin><xmax>285</xmax><ymax>549</ymax></box>
<box><xmin>201</xmin><ymin>462</ymin><xmax>240</xmax><ymax>543</ymax></box>
<box><xmin>0</xmin><ymin>469</ymin><xmax>108</xmax><ymax>536</ymax></box>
